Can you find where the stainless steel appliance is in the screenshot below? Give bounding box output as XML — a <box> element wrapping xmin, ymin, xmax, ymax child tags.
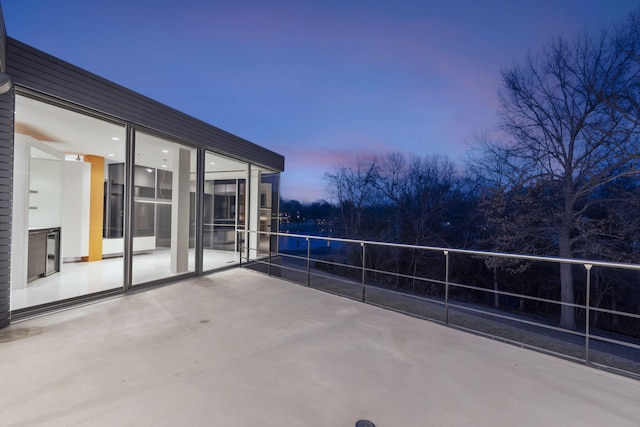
<box><xmin>45</xmin><ymin>229</ymin><xmax>60</xmax><ymax>276</ymax></box>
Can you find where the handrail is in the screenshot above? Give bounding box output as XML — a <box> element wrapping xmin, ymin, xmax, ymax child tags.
<box><xmin>240</xmin><ymin>229</ymin><xmax>640</xmax><ymax>271</ymax></box>
<box><xmin>237</xmin><ymin>228</ymin><xmax>640</xmax><ymax>379</ymax></box>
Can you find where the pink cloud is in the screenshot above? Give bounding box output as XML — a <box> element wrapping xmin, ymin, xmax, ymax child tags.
<box><xmin>275</xmin><ymin>132</ymin><xmax>403</xmax><ymax>170</ymax></box>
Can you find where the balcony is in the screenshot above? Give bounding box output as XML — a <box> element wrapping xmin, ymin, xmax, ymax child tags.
<box><xmin>241</xmin><ymin>230</ymin><xmax>640</xmax><ymax>378</ymax></box>
<box><xmin>1</xmin><ymin>267</ymin><xmax>639</xmax><ymax>425</ymax></box>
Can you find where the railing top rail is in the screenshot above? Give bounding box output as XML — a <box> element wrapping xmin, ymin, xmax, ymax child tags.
<box><xmin>238</xmin><ymin>229</ymin><xmax>640</xmax><ymax>271</ymax></box>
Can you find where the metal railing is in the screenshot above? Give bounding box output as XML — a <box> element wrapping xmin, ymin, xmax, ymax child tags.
<box><xmin>237</xmin><ymin>229</ymin><xmax>640</xmax><ymax>378</ymax></box>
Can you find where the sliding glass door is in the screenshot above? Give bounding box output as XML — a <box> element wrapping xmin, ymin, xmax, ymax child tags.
<box><xmin>202</xmin><ymin>151</ymin><xmax>248</xmax><ymax>271</ymax></box>
<box><xmin>11</xmin><ymin>94</ymin><xmax>126</xmax><ymax>310</ymax></box>
<box><xmin>11</xmin><ymin>95</ymin><xmax>281</xmax><ymax>310</ymax></box>
<box><xmin>131</xmin><ymin>132</ymin><xmax>196</xmax><ymax>285</ymax></box>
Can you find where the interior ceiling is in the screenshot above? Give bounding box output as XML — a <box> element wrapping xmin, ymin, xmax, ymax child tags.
<box><xmin>14</xmin><ymin>95</ymin><xmax>251</xmax><ymax>174</ymax></box>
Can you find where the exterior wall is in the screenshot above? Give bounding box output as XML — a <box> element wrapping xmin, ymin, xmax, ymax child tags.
<box><xmin>0</xmin><ymin>3</ymin><xmax>5</xmax><ymax>72</ymax></box>
<box><xmin>6</xmin><ymin>38</ymin><xmax>284</xmax><ymax>172</ymax></box>
<box><xmin>0</xmin><ymin>20</ymin><xmax>282</xmax><ymax>329</ymax></box>
<box><xmin>0</xmin><ymin>4</ymin><xmax>11</xmax><ymax>328</ymax></box>
<box><xmin>0</xmin><ymin>89</ymin><xmax>12</xmax><ymax>328</ymax></box>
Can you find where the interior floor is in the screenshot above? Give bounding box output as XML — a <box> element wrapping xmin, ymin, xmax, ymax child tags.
<box><xmin>10</xmin><ymin>249</ymin><xmax>240</xmax><ymax>311</ymax></box>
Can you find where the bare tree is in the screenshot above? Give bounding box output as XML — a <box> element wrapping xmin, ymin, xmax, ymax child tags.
<box><xmin>324</xmin><ymin>158</ymin><xmax>380</xmax><ymax>239</ymax></box>
<box><xmin>377</xmin><ymin>153</ymin><xmax>459</xmax><ymax>246</ymax></box>
<box><xmin>473</xmin><ymin>22</ymin><xmax>640</xmax><ymax>329</ymax></box>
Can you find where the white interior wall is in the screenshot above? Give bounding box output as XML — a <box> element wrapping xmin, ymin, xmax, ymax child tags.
<box><xmin>29</xmin><ymin>158</ymin><xmax>63</xmax><ymax>228</ymax></box>
<box><xmin>62</xmin><ymin>161</ymin><xmax>91</xmax><ymax>260</ymax></box>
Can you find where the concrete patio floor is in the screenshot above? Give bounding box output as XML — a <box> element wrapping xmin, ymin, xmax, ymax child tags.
<box><xmin>1</xmin><ymin>268</ymin><xmax>639</xmax><ymax>426</ymax></box>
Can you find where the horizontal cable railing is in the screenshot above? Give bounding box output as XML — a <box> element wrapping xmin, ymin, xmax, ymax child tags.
<box><xmin>237</xmin><ymin>229</ymin><xmax>640</xmax><ymax>378</ymax></box>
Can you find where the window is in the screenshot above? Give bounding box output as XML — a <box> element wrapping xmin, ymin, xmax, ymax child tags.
<box><xmin>11</xmin><ymin>94</ymin><xmax>126</xmax><ymax>309</ymax></box>
<box><xmin>131</xmin><ymin>132</ymin><xmax>196</xmax><ymax>284</ymax></box>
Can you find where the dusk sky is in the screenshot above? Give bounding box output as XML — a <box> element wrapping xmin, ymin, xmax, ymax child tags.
<box><xmin>4</xmin><ymin>1</ymin><xmax>638</xmax><ymax>201</ymax></box>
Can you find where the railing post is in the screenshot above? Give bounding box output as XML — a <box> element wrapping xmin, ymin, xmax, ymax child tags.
<box><xmin>444</xmin><ymin>250</ymin><xmax>450</xmax><ymax>325</ymax></box>
<box><xmin>361</xmin><ymin>242</ymin><xmax>366</xmax><ymax>302</ymax></box>
<box><xmin>268</xmin><ymin>238</ymin><xmax>272</xmax><ymax>276</ymax></box>
<box><xmin>306</xmin><ymin>237</ymin><xmax>311</xmax><ymax>287</ymax></box>
<box><xmin>244</xmin><ymin>229</ymin><xmax>251</xmax><ymax>264</ymax></box>
<box><xmin>584</xmin><ymin>263</ymin><xmax>592</xmax><ymax>363</ymax></box>
<box><xmin>237</xmin><ymin>230</ymin><xmax>242</xmax><ymax>267</ymax></box>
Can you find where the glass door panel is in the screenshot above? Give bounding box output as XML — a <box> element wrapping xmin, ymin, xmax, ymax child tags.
<box><xmin>202</xmin><ymin>151</ymin><xmax>248</xmax><ymax>271</ymax></box>
<box><xmin>131</xmin><ymin>132</ymin><xmax>196</xmax><ymax>285</ymax></box>
<box><xmin>11</xmin><ymin>95</ymin><xmax>126</xmax><ymax>310</ymax></box>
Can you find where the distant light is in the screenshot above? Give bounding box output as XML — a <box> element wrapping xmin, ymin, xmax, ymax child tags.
<box><xmin>210</xmin><ymin>162</ymin><xmax>216</xmax><ymax>165</ymax></box>
<box><xmin>161</xmin><ymin>149</ymin><xmax>169</xmax><ymax>153</ymax></box>
<box><xmin>111</xmin><ymin>137</ymin><xmax>120</xmax><ymax>141</ymax></box>
<box><xmin>108</xmin><ymin>153</ymin><xmax>115</xmax><ymax>157</ymax></box>
<box><xmin>161</xmin><ymin>164</ymin><xmax>167</xmax><ymax>168</ymax></box>
<box><xmin>146</xmin><ymin>168</ymin><xmax>153</xmax><ymax>173</ymax></box>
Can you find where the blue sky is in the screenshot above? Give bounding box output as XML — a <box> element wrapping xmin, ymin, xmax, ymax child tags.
<box><xmin>4</xmin><ymin>1</ymin><xmax>638</xmax><ymax>201</ymax></box>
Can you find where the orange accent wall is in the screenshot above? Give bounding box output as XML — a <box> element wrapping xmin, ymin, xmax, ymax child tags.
<box><xmin>83</xmin><ymin>155</ymin><xmax>104</xmax><ymax>262</ymax></box>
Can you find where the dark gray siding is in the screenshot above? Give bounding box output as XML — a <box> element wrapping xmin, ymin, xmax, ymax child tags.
<box><xmin>0</xmin><ymin>5</ymin><xmax>10</xmax><ymax>328</ymax></box>
<box><xmin>6</xmin><ymin>38</ymin><xmax>284</xmax><ymax>172</ymax></box>
<box><xmin>0</xmin><ymin>88</ymin><xmax>12</xmax><ymax>329</ymax></box>
<box><xmin>0</xmin><ymin>4</ymin><xmax>6</xmax><ymax>72</ymax></box>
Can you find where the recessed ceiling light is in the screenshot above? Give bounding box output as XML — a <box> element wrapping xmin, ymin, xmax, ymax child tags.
<box><xmin>161</xmin><ymin>149</ymin><xmax>169</xmax><ymax>153</ymax></box>
<box><xmin>145</xmin><ymin>168</ymin><xmax>153</xmax><ymax>173</ymax></box>
<box><xmin>210</xmin><ymin>162</ymin><xmax>216</xmax><ymax>165</ymax></box>
<box><xmin>64</xmin><ymin>154</ymin><xmax>83</xmax><ymax>161</ymax></box>
<box><xmin>111</xmin><ymin>137</ymin><xmax>120</xmax><ymax>141</ymax></box>
<box><xmin>108</xmin><ymin>153</ymin><xmax>115</xmax><ymax>157</ymax></box>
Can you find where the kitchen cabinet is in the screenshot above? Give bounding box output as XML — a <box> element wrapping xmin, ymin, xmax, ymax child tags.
<box><xmin>27</xmin><ymin>228</ymin><xmax>60</xmax><ymax>282</ymax></box>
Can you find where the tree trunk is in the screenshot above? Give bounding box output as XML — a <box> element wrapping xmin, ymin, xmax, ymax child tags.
<box><xmin>611</xmin><ymin>298</ymin><xmax>619</xmax><ymax>329</ymax></box>
<box><xmin>412</xmin><ymin>251</ymin><xmax>418</xmax><ymax>292</ymax></box>
<box><xmin>558</xmin><ymin>227</ymin><xmax>576</xmax><ymax>330</ymax></box>
<box><xmin>592</xmin><ymin>272</ymin><xmax>599</xmax><ymax>327</ymax></box>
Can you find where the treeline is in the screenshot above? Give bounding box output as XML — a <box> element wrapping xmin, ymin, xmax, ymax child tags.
<box><xmin>280</xmin><ymin>199</ymin><xmax>334</xmax><ymax>230</ymax></box>
<box><xmin>281</xmin><ymin>9</ymin><xmax>640</xmax><ymax>335</ymax></box>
